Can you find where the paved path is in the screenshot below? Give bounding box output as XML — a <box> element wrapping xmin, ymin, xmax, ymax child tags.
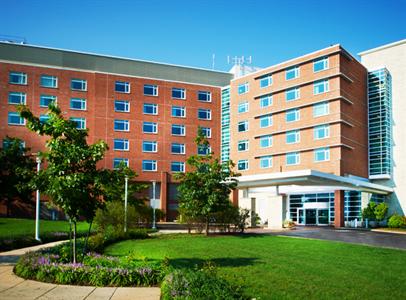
<box><xmin>0</xmin><ymin>242</ymin><xmax>160</xmax><ymax>300</ymax></box>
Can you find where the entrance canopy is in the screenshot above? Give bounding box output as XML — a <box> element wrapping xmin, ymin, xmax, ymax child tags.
<box><xmin>236</xmin><ymin>169</ymin><xmax>393</xmax><ymax>195</ymax></box>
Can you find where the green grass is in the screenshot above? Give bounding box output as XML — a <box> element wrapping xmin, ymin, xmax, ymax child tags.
<box><xmin>105</xmin><ymin>234</ymin><xmax>406</xmax><ymax>299</ymax></box>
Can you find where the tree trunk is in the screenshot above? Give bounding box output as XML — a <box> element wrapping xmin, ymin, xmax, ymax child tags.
<box><xmin>205</xmin><ymin>217</ymin><xmax>209</xmax><ymax>236</ymax></box>
<box><xmin>73</xmin><ymin>220</ymin><xmax>77</xmax><ymax>264</ymax></box>
<box><xmin>69</xmin><ymin>218</ymin><xmax>73</xmax><ymax>262</ymax></box>
<box><xmin>6</xmin><ymin>200</ymin><xmax>11</xmax><ymax>217</ymax></box>
<box><xmin>83</xmin><ymin>219</ymin><xmax>93</xmax><ymax>255</ymax></box>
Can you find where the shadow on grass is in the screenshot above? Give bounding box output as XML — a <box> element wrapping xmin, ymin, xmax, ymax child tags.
<box><xmin>168</xmin><ymin>257</ymin><xmax>259</xmax><ymax>269</ymax></box>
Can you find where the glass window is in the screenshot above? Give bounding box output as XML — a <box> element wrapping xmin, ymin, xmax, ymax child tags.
<box><xmin>314</xmin><ymin>147</ymin><xmax>330</xmax><ymax>162</ymax></box>
<box><xmin>114</xmin><ymin>119</ymin><xmax>130</xmax><ymax>131</ymax></box>
<box><xmin>171</xmin><ymin>143</ymin><xmax>185</xmax><ymax>154</ymax></box>
<box><xmin>286</xmin><ymin>88</ymin><xmax>300</xmax><ymax>101</ymax></box>
<box><xmin>260</xmin><ymin>95</ymin><xmax>272</xmax><ymax>108</ymax></box>
<box><xmin>8</xmin><ymin>92</ymin><xmax>26</xmax><ymax>105</ymax></box>
<box><xmin>314</xmin><ymin>125</ymin><xmax>330</xmax><ymax>140</ymax></box>
<box><xmin>70</xmin><ymin>117</ymin><xmax>86</xmax><ymax>129</ymax></box>
<box><xmin>314</xmin><ymin>57</ymin><xmax>329</xmax><ymax>72</ymax></box>
<box><xmin>238</xmin><ymin>159</ymin><xmax>249</xmax><ymax>171</ymax></box>
<box><xmin>39</xmin><ymin>114</ymin><xmax>50</xmax><ymax>124</ymax></box>
<box><xmin>314</xmin><ymin>80</ymin><xmax>329</xmax><ymax>95</ymax></box>
<box><xmin>70</xmin><ymin>98</ymin><xmax>86</xmax><ymax>110</ymax></box>
<box><xmin>115</xmin><ymin>81</ymin><xmax>130</xmax><ymax>93</ymax></box>
<box><xmin>71</xmin><ymin>79</ymin><xmax>87</xmax><ymax>91</ymax></box>
<box><xmin>8</xmin><ymin>112</ymin><xmax>25</xmax><ymax>125</ymax></box>
<box><xmin>313</xmin><ymin>101</ymin><xmax>329</xmax><ymax>117</ymax></box>
<box><xmin>238</xmin><ymin>120</ymin><xmax>248</xmax><ymax>132</ymax></box>
<box><xmin>172</xmin><ymin>106</ymin><xmax>186</xmax><ymax>118</ymax></box>
<box><xmin>286</xmin><ymin>130</ymin><xmax>300</xmax><ymax>144</ymax></box>
<box><xmin>286</xmin><ymin>109</ymin><xmax>300</xmax><ymax>122</ymax></box>
<box><xmin>142</xmin><ymin>141</ymin><xmax>157</xmax><ymax>152</ymax></box>
<box><xmin>286</xmin><ymin>66</ymin><xmax>299</xmax><ymax>80</ymax></box>
<box><xmin>172</xmin><ymin>124</ymin><xmax>185</xmax><ymax>136</ymax></box>
<box><xmin>260</xmin><ymin>135</ymin><xmax>272</xmax><ymax>148</ymax></box>
<box><xmin>40</xmin><ymin>75</ymin><xmax>58</xmax><ymax>88</ymax></box>
<box><xmin>198</xmin><ymin>145</ymin><xmax>211</xmax><ymax>155</ymax></box>
<box><xmin>238</xmin><ymin>82</ymin><xmax>249</xmax><ymax>94</ymax></box>
<box><xmin>172</xmin><ymin>88</ymin><xmax>185</xmax><ymax>99</ymax></box>
<box><xmin>286</xmin><ymin>152</ymin><xmax>300</xmax><ymax>165</ymax></box>
<box><xmin>144</xmin><ymin>84</ymin><xmax>158</xmax><ymax>96</ymax></box>
<box><xmin>142</xmin><ymin>160</ymin><xmax>157</xmax><ymax>171</ymax></box>
<box><xmin>3</xmin><ymin>139</ymin><xmax>25</xmax><ymax>150</ymax></box>
<box><xmin>238</xmin><ymin>101</ymin><xmax>249</xmax><ymax>113</ymax></box>
<box><xmin>198</xmin><ymin>91</ymin><xmax>211</xmax><ymax>102</ymax></box>
<box><xmin>198</xmin><ymin>109</ymin><xmax>211</xmax><ymax>120</ymax></box>
<box><xmin>40</xmin><ymin>95</ymin><xmax>57</xmax><ymax>107</ymax></box>
<box><xmin>9</xmin><ymin>72</ymin><xmax>27</xmax><ymax>85</ymax></box>
<box><xmin>143</xmin><ymin>121</ymin><xmax>157</xmax><ymax>133</ymax></box>
<box><xmin>260</xmin><ymin>115</ymin><xmax>272</xmax><ymax>128</ymax></box>
<box><xmin>113</xmin><ymin>158</ymin><xmax>129</xmax><ymax>168</ymax></box>
<box><xmin>260</xmin><ymin>156</ymin><xmax>272</xmax><ymax>169</ymax></box>
<box><xmin>201</xmin><ymin>127</ymin><xmax>211</xmax><ymax>138</ymax></box>
<box><xmin>114</xmin><ymin>139</ymin><xmax>129</xmax><ymax>151</ymax></box>
<box><xmin>238</xmin><ymin>140</ymin><xmax>249</xmax><ymax>152</ymax></box>
<box><xmin>171</xmin><ymin>161</ymin><xmax>185</xmax><ymax>172</ymax></box>
<box><xmin>143</xmin><ymin>103</ymin><xmax>158</xmax><ymax>115</ymax></box>
<box><xmin>260</xmin><ymin>75</ymin><xmax>272</xmax><ymax>88</ymax></box>
<box><xmin>114</xmin><ymin>100</ymin><xmax>130</xmax><ymax>112</ymax></box>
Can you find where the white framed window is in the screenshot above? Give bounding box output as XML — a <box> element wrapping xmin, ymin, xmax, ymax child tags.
<box><xmin>314</xmin><ymin>125</ymin><xmax>330</xmax><ymax>140</ymax></box>
<box><xmin>314</xmin><ymin>57</ymin><xmax>329</xmax><ymax>72</ymax></box>
<box><xmin>70</xmin><ymin>98</ymin><xmax>86</xmax><ymax>110</ymax></box>
<box><xmin>113</xmin><ymin>158</ymin><xmax>129</xmax><ymax>168</ymax></box>
<box><xmin>8</xmin><ymin>112</ymin><xmax>25</xmax><ymax>125</ymax></box>
<box><xmin>70</xmin><ymin>117</ymin><xmax>86</xmax><ymax>130</ymax></box>
<box><xmin>144</xmin><ymin>84</ymin><xmax>158</xmax><ymax>96</ymax></box>
<box><xmin>286</xmin><ymin>66</ymin><xmax>299</xmax><ymax>80</ymax></box>
<box><xmin>172</xmin><ymin>88</ymin><xmax>186</xmax><ymax>99</ymax></box>
<box><xmin>198</xmin><ymin>91</ymin><xmax>211</xmax><ymax>102</ymax></box>
<box><xmin>71</xmin><ymin>79</ymin><xmax>87</xmax><ymax>91</ymax></box>
<box><xmin>114</xmin><ymin>139</ymin><xmax>129</xmax><ymax>151</ymax></box>
<box><xmin>115</xmin><ymin>100</ymin><xmax>130</xmax><ymax>113</ymax></box>
<box><xmin>260</xmin><ymin>95</ymin><xmax>272</xmax><ymax>108</ymax></box>
<box><xmin>171</xmin><ymin>143</ymin><xmax>185</xmax><ymax>154</ymax></box>
<box><xmin>142</xmin><ymin>141</ymin><xmax>157</xmax><ymax>152</ymax></box>
<box><xmin>286</xmin><ymin>109</ymin><xmax>300</xmax><ymax>122</ymax></box>
<box><xmin>260</xmin><ymin>135</ymin><xmax>272</xmax><ymax>148</ymax></box>
<box><xmin>172</xmin><ymin>124</ymin><xmax>185</xmax><ymax>136</ymax></box>
<box><xmin>201</xmin><ymin>127</ymin><xmax>211</xmax><ymax>138</ymax></box>
<box><xmin>115</xmin><ymin>81</ymin><xmax>130</xmax><ymax>93</ymax></box>
<box><xmin>238</xmin><ymin>140</ymin><xmax>249</xmax><ymax>152</ymax></box>
<box><xmin>8</xmin><ymin>92</ymin><xmax>26</xmax><ymax>105</ymax></box>
<box><xmin>238</xmin><ymin>82</ymin><xmax>249</xmax><ymax>94</ymax></box>
<box><xmin>198</xmin><ymin>145</ymin><xmax>211</xmax><ymax>155</ymax></box>
<box><xmin>313</xmin><ymin>101</ymin><xmax>329</xmax><ymax>117</ymax></box>
<box><xmin>198</xmin><ymin>108</ymin><xmax>211</xmax><ymax>120</ymax></box>
<box><xmin>238</xmin><ymin>159</ymin><xmax>249</xmax><ymax>171</ymax></box>
<box><xmin>114</xmin><ymin>119</ymin><xmax>130</xmax><ymax>132</ymax></box>
<box><xmin>143</xmin><ymin>103</ymin><xmax>158</xmax><ymax>115</ymax></box>
<box><xmin>260</xmin><ymin>75</ymin><xmax>272</xmax><ymax>88</ymax></box>
<box><xmin>238</xmin><ymin>101</ymin><xmax>249</xmax><ymax>113</ymax></box>
<box><xmin>3</xmin><ymin>139</ymin><xmax>25</xmax><ymax>149</ymax></box>
<box><xmin>260</xmin><ymin>115</ymin><xmax>272</xmax><ymax>128</ymax></box>
<box><xmin>172</xmin><ymin>106</ymin><xmax>186</xmax><ymax>118</ymax></box>
<box><xmin>314</xmin><ymin>80</ymin><xmax>329</xmax><ymax>95</ymax></box>
<box><xmin>286</xmin><ymin>87</ymin><xmax>300</xmax><ymax>101</ymax></box>
<box><xmin>9</xmin><ymin>72</ymin><xmax>27</xmax><ymax>85</ymax></box>
<box><xmin>171</xmin><ymin>161</ymin><xmax>185</xmax><ymax>172</ymax></box>
<box><xmin>39</xmin><ymin>114</ymin><xmax>50</xmax><ymax>124</ymax></box>
<box><xmin>142</xmin><ymin>160</ymin><xmax>157</xmax><ymax>171</ymax></box>
<box><xmin>40</xmin><ymin>75</ymin><xmax>58</xmax><ymax>88</ymax></box>
<box><xmin>314</xmin><ymin>147</ymin><xmax>330</xmax><ymax>162</ymax></box>
<box><xmin>238</xmin><ymin>120</ymin><xmax>248</xmax><ymax>132</ymax></box>
<box><xmin>260</xmin><ymin>156</ymin><xmax>273</xmax><ymax>169</ymax></box>
<box><xmin>143</xmin><ymin>122</ymin><xmax>157</xmax><ymax>134</ymax></box>
<box><xmin>286</xmin><ymin>152</ymin><xmax>300</xmax><ymax>165</ymax></box>
<box><xmin>40</xmin><ymin>95</ymin><xmax>57</xmax><ymax>107</ymax></box>
<box><xmin>286</xmin><ymin>130</ymin><xmax>300</xmax><ymax>144</ymax></box>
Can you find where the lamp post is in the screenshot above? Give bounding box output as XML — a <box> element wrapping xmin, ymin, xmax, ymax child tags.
<box><xmin>152</xmin><ymin>180</ymin><xmax>156</xmax><ymax>230</ymax></box>
<box><xmin>124</xmin><ymin>175</ymin><xmax>128</xmax><ymax>233</ymax></box>
<box><xmin>35</xmin><ymin>155</ymin><xmax>41</xmax><ymax>242</ymax></box>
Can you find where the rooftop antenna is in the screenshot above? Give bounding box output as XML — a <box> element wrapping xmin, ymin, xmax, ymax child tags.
<box><xmin>0</xmin><ymin>34</ymin><xmax>27</xmax><ymax>44</ymax></box>
<box><xmin>227</xmin><ymin>55</ymin><xmax>253</xmax><ymax>77</ymax></box>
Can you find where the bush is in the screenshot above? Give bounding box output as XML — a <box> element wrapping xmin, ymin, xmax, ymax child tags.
<box><xmin>362</xmin><ymin>202</ymin><xmax>377</xmax><ymax>220</ymax></box>
<box><xmin>374</xmin><ymin>202</ymin><xmax>388</xmax><ymax>221</ymax></box>
<box><xmin>388</xmin><ymin>214</ymin><xmax>406</xmax><ymax>228</ymax></box>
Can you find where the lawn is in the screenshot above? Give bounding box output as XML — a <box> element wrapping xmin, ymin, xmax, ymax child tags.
<box><xmin>105</xmin><ymin>234</ymin><xmax>406</xmax><ymax>299</ymax></box>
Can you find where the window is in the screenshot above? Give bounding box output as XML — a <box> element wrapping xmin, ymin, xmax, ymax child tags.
<box><xmin>260</xmin><ymin>95</ymin><xmax>272</xmax><ymax>108</ymax></box>
<box><xmin>143</xmin><ymin>160</ymin><xmax>157</xmax><ymax>171</ymax></box>
<box><xmin>314</xmin><ymin>147</ymin><xmax>330</xmax><ymax>162</ymax></box>
<box><xmin>260</xmin><ymin>115</ymin><xmax>272</xmax><ymax>128</ymax></box>
<box><xmin>238</xmin><ymin>82</ymin><xmax>249</xmax><ymax>94</ymax></box>
<box><xmin>172</xmin><ymin>88</ymin><xmax>185</xmax><ymax>99</ymax></box>
<box><xmin>144</xmin><ymin>84</ymin><xmax>158</xmax><ymax>96</ymax></box>
<box><xmin>198</xmin><ymin>91</ymin><xmax>211</xmax><ymax>102</ymax></box>
<box><xmin>286</xmin><ymin>152</ymin><xmax>300</xmax><ymax>165</ymax></box>
<box><xmin>313</xmin><ymin>101</ymin><xmax>329</xmax><ymax>117</ymax></box>
<box><xmin>198</xmin><ymin>145</ymin><xmax>211</xmax><ymax>155</ymax></box>
<box><xmin>8</xmin><ymin>92</ymin><xmax>26</xmax><ymax>105</ymax></box>
<box><xmin>40</xmin><ymin>95</ymin><xmax>57</xmax><ymax>107</ymax></box>
<box><xmin>286</xmin><ymin>130</ymin><xmax>300</xmax><ymax>144</ymax></box>
<box><xmin>260</xmin><ymin>135</ymin><xmax>272</xmax><ymax>148</ymax></box>
<box><xmin>113</xmin><ymin>158</ymin><xmax>129</xmax><ymax>168</ymax></box>
<box><xmin>286</xmin><ymin>66</ymin><xmax>299</xmax><ymax>80</ymax></box>
<box><xmin>71</xmin><ymin>79</ymin><xmax>87</xmax><ymax>91</ymax></box>
<box><xmin>70</xmin><ymin>98</ymin><xmax>86</xmax><ymax>110</ymax></box>
<box><xmin>260</xmin><ymin>75</ymin><xmax>272</xmax><ymax>88</ymax></box>
<box><xmin>238</xmin><ymin>159</ymin><xmax>249</xmax><ymax>171</ymax></box>
<box><xmin>171</xmin><ymin>161</ymin><xmax>185</xmax><ymax>172</ymax></box>
<box><xmin>238</xmin><ymin>101</ymin><xmax>249</xmax><ymax>113</ymax></box>
<box><xmin>171</xmin><ymin>143</ymin><xmax>185</xmax><ymax>154</ymax></box>
<box><xmin>114</xmin><ymin>119</ymin><xmax>130</xmax><ymax>131</ymax></box>
<box><xmin>314</xmin><ymin>80</ymin><xmax>329</xmax><ymax>95</ymax></box>
<box><xmin>198</xmin><ymin>109</ymin><xmax>211</xmax><ymax>120</ymax></box>
<box><xmin>40</xmin><ymin>75</ymin><xmax>57</xmax><ymax>88</ymax></box>
<box><xmin>314</xmin><ymin>57</ymin><xmax>329</xmax><ymax>72</ymax></box>
<box><xmin>115</xmin><ymin>81</ymin><xmax>130</xmax><ymax>93</ymax></box>
<box><xmin>3</xmin><ymin>139</ymin><xmax>25</xmax><ymax>150</ymax></box>
<box><xmin>172</xmin><ymin>106</ymin><xmax>186</xmax><ymax>118</ymax></box>
<box><xmin>314</xmin><ymin>125</ymin><xmax>330</xmax><ymax>139</ymax></box>
<box><xmin>286</xmin><ymin>109</ymin><xmax>300</xmax><ymax>122</ymax></box>
<box><xmin>238</xmin><ymin>140</ymin><xmax>249</xmax><ymax>152</ymax></box>
<box><xmin>142</xmin><ymin>141</ymin><xmax>157</xmax><ymax>152</ymax></box>
<box><xmin>143</xmin><ymin>122</ymin><xmax>157</xmax><ymax>133</ymax></box>
<box><xmin>238</xmin><ymin>120</ymin><xmax>248</xmax><ymax>132</ymax></box>
<box><xmin>201</xmin><ymin>127</ymin><xmax>211</xmax><ymax>138</ymax></box>
<box><xmin>9</xmin><ymin>72</ymin><xmax>27</xmax><ymax>85</ymax></box>
<box><xmin>172</xmin><ymin>124</ymin><xmax>185</xmax><ymax>136</ymax></box>
<box><xmin>114</xmin><ymin>139</ymin><xmax>129</xmax><ymax>151</ymax></box>
<box><xmin>8</xmin><ymin>112</ymin><xmax>25</xmax><ymax>125</ymax></box>
<box><xmin>70</xmin><ymin>117</ymin><xmax>86</xmax><ymax>129</ymax></box>
<box><xmin>39</xmin><ymin>114</ymin><xmax>50</xmax><ymax>124</ymax></box>
<box><xmin>260</xmin><ymin>156</ymin><xmax>273</xmax><ymax>169</ymax></box>
<box><xmin>286</xmin><ymin>88</ymin><xmax>300</xmax><ymax>101</ymax></box>
<box><xmin>114</xmin><ymin>100</ymin><xmax>130</xmax><ymax>112</ymax></box>
<box><xmin>143</xmin><ymin>103</ymin><xmax>158</xmax><ymax>115</ymax></box>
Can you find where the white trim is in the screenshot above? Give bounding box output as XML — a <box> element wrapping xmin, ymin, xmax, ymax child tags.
<box><xmin>358</xmin><ymin>39</ymin><xmax>406</xmax><ymax>56</ymax></box>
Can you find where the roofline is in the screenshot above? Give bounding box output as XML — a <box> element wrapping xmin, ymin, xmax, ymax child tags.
<box><xmin>358</xmin><ymin>39</ymin><xmax>406</xmax><ymax>56</ymax></box>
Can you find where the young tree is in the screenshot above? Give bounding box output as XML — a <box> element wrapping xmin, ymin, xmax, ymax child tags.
<box><xmin>174</xmin><ymin>128</ymin><xmax>239</xmax><ymax>235</ymax></box>
<box><xmin>0</xmin><ymin>137</ymin><xmax>36</xmax><ymax>217</ymax></box>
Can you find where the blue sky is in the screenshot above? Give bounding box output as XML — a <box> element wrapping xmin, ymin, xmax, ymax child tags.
<box><xmin>1</xmin><ymin>0</ymin><xmax>405</xmax><ymax>71</ymax></box>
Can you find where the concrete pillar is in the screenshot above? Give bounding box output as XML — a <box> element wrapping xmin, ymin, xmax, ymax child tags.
<box><xmin>160</xmin><ymin>172</ymin><xmax>168</xmax><ymax>221</ymax></box>
<box><xmin>267</xmin><ymin>195</ymin><xmax>284</xmax><ymax>229</ymax></box>
<box><xmin>231</xmin><ymin>189</ymin><xmax>239</xmax><ymax>207</ymax></box>
<box><xmin>250</xmin><ymin>197</ymin><xmax>256</xmax><ymax>227</ymax></box>
<box><xmin>334</xmin><ymin>190</ymin><xmax>345</xmax><ymax>228</ymax></box>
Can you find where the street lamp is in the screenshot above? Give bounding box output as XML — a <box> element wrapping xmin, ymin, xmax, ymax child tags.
<box><xmin>35</xmin><ymin>155</ymin><xmax>41</xmax><ymax>242</ymax></box>
<box><xmin>124</xmin><ymin>175</ymin><xmax>128</xmax><ymax>233</ymax></box>
<box><xmin>152</xmin><ymin>180</ymin><xmax>157</xmax><ymax>230</ymax></box>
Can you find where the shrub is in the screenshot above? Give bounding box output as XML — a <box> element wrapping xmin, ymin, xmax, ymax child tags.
<box><xmin>362</xmin><ymin>202</ymin><xmax>377</xmax><ymax>220</ymax></box>
<box><xmin>374</xmin><ymin>202</ymin><xmax>389</xmax><ymax>221</ymax></box>
<box><xmin>388</xmin><ymin>214</ymin><xmax>406</xmax><ymax>228</ymax></box>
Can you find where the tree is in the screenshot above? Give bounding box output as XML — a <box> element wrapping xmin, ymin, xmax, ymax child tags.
<box><xmin>18</xmin><ymin>104</ymin><xmax>108</xmax><ymax>262</ymax></box>
<box><xmin>0</xmin><ymin>137</ymin><xmax>36</xmax><ymax>217</ymax></box>
<box><xmin>174</xmin><ymin>128</ymin><xmax>240</xmax><ymax>235</ymax></box>
<box><xmin>374</xmin><ymin>202</ymin><xmax>388</xmax><ymax>222</ymax></box>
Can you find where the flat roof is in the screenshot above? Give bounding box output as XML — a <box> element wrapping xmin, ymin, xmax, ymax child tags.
<box><xmin>358</xmin><ymin>39</ymin><xmax>406</xmax><ymax>56</ymax></box>
<box><xmin>0</xmin><ymin>42</ymin><xmax>233</xmax><ymax>87</ymax></box>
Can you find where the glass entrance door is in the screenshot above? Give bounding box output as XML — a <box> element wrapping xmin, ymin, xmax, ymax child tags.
<box><xmin>305</xmin><ymin>209</ymin><xmax>317</xmax><ymax>225</ymax></box>
<box><xmin>298</xmin><ymin>209</ymin><xmax>305</xmax><ymax>225</ymax></box>
<box><xmin>318</xmin><ymin>209</ymin><xmax>329</xmax><ymax>225</ymax></box>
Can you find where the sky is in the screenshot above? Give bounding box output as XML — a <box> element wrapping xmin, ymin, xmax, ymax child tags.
<box><xmin>1</xmin><ymin>0</ymin><xmax>405</xmax><ymax>71</ymax></box>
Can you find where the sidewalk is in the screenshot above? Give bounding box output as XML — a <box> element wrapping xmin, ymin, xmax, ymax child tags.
<box><xmin>0</xmin><ymin>241</ymin><xmax>160</xmax><ymax>300</ymax></box>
